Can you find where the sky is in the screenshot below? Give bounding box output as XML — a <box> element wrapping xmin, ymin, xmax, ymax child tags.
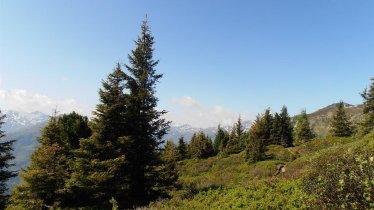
<box><xmin>0</xmin><ymin>0</ymin><xmax>373</xmax><ymax>128</ymax></box>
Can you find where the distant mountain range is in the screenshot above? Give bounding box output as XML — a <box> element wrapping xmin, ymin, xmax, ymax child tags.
<box><xmin>1</xmin><ymin>103</ymin><xmax>364</xmax><ymax>188</ymax></box>
<box><xmin>164</xmin><ymin>121</ymin><xmax>252</xmax><ymax>143</ymax></box>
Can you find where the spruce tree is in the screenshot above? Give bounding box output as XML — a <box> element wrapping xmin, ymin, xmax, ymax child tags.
<box><xmin>188</xmin><ymin>131</ymin><xmax>214</xmax><ymax>159</ymax></box>
<box><xmin>246</xmin><ymin>115</ymin><xmax>266</xmax><ymax>163</ymax></box>
<box><xmin>213</xmin><ymin>125</ymin><xmax>225</xmax><ymax>153</ymax></box>
<box><xmin>66</xmin><ymin>64</ymin><xmax>129</xmax><ymax>209</ymax></box>
<box><xmin>279</xmin><ymin>106</ymin><xmax>294</xmax><ymax>147</ymax></box>
<box><xmin>224</xmin><ymin>123</ymin><xmax>241</xmax><ymax>154</ymax></box>
<box><xmin>8</xmin><ymin>112</ymin><xmax>91</xmax><ymax>209</ymax></box>
<box><xmin>220</xmin><ymin>130</ymin><xmax>230</xmax><ymax>152</ymax></box>
<box><xmin>158</xmin><ymin>141</ymin><xmax>178</xmax><ymax>197</ymax></box>
<box><xmin>235</xmin><ymin>116</ymin><xmax>244</xmax><ymax>138</ymax></box>
<box><xmin>294</xmin><ymin>110</ymin><xmax>315</xmax><ymax>145</ymax></box>
<box><xmin>261</xmin><ymin>108</ymin><xmax>274</xmax><ymax>146</ymax></box>
<box><xmin>162</xmin><ymin>141</ymin><xmax>178</xmax><ymax>163</ymax></box>
<box><xmin>176</xmin><ymin>137</ymin><xmax>188</xmax><ymax>161</ymax></box>
<box><xmin>359</xmin><ymin>77</ymin><xmax>374</xmax><ymax>136</ymax></box>
<box><xmin>123</xmin><ymin>19</ymin><xmax>171</xmax><ymax>206</ymax></box>
<box><xmin>271</xmin><ymin>112</ymin><xmax>282</xmax><ymax>145</ymax></box>
<box><xmin>330</xmin><ymin>102</ymin><xmax>354</xmax><ymax>137</ymax></box>
<box><xmin>0</xmin><ymin>110</ymin><xmax>16</xmax><ymax>209</ymax></box>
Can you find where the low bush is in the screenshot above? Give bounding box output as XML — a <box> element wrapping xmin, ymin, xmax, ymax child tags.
<box><xmin>302</xmin><ymin>137</ymin><xmax>374</xmax><ymax>209</ymax></box>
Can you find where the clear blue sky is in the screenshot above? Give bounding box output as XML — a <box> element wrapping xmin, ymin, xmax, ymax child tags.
<box><xmin>1</xmin><ymin>0</ymin><xmax>373</xmax><ymax>127</ymax></box>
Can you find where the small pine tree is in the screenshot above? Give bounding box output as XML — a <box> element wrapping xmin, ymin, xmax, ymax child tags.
<box><xmin>261</xmin><ymin>108</ymin><xmax>274</xmax><ymax>146</ymax></box>
<box><xmin>220</xmin><ymin>130</ymin><xmax>230</xmax><ymax>152</ymax></box>
<box><xmin>224</xmin><ymin>123</ymin><xmax>241</xmax><ymax>154</ymax></box>
<box><xmin>162</xmin><ymin>141</ymin><xmax>178</xmax><ymax>163</ymax></box>
<box><xmin>213</xmin><ymin>125</ymin><xmax>225</xmax><ymax>153</ymax></box>
<box><xmin>0</xmin><ymin>110</ymin><xmax>16</xmax><ymax>209</ymax></box>
<box><xmin>188</xmin><ymin>131</ymin><xmax>214</xmax><ymax>159</ymax></box>
<box><xmin>279</xmin><ymin>106</ymin><xmax>294</xmax><ymax>147</ymax></box>
<box><xmin>235</xmin><ymin>116</ymin><xmax>244</xmax><ymax>138</ymax></box>
<box><xmin>271</xmin><ymin>112</ymin><xmax>282</xmax><ymax>145</ymax></box>
<box><xmin>359</xmin><ymin>77</ymin><xmax>374</xmax><ymax>136</ymax></box>
<box><xmin>176</xmin><ymin>137</ymin><xmax>188</xmax><ymax>160</ymax></box>
<box><xmin>246</xmin><ymin>115</ymin><xmax>266</xmax><ymax>163</ymax></box>
<box><xmin>330</xmin><ymin>101</ymin><xmax>354</xmax><ymax>137</ymax></box>
<box><xmin>158</xmin><ymin>141</ymin><xmax>178</xmax><ymax>195</ymax></box>
<box><xmin>294</xmin><ymin>110</ymin><xmax>315</xmax><ymax>145</ymax></box>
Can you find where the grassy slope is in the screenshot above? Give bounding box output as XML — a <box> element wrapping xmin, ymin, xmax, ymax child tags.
<box><xmin>152</xmin><ymin>133</ymin><xmax>374</xmax><ymax>209</ymax></box>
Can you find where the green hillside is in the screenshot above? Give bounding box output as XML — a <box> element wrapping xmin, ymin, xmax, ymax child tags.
<box><xmin>152</xmin><ymin>132</ymin><xmax>374</xmax><ymax>209</ymax></box>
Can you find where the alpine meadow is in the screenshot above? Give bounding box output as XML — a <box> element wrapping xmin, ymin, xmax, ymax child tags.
<box><xmin>0</xmin><ymin>1</ymin><xmax>373</xmax><ymax>210</ymax></box>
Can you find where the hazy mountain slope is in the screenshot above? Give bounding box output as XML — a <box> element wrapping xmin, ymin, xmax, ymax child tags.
<box><xmin>2</xmin><ymin>110</ymin><xmax>48</xmax><ymax>133</ymax></box>
<box><xmin>164</xmin><ymin>121</ymin><xmax>252</xmax><ymax>142</ymax></box>
<box><xmin>302</xmin><ymin>103</ymin><xmax>363</xmax><ymax>137</ymax></box>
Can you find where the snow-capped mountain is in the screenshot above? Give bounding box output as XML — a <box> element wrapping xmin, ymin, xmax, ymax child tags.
<box><xmin>2</xmin><ymin>110</ymin><xmax>49</xmax><ymax>132</ymax></box>
<box><xmin>164</xmin><ymin>120</ymin><xmax>252</xmax><ymax>142</ymax></box>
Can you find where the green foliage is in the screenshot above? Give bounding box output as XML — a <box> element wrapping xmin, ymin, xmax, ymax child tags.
<box><xmin>271</xmin><ymin>113</ymin><xmax>282</xmax><ymax>145</ymax></box>
<box><xmin>0</xmin><ymin>110</ymin><xmax>16</xmax><ymax>209</ymax></box>
<box><xmin>246</xmin><ymin>111</ymin><xmax>273</xmax><ymax>163</ymax></box>
<box><xmin>213</xmin><ymin>125</ymin><xmax>225</xmax><ymax>153</ymax></box>
<box><xmin>8</xmin><ymin>113</ymin><xmax>91</xmax><ymax>209</ymax></box>
<box><xmin>66</xmin><ymin>64</ymin><xmax>129</xmax><ymax>209</ymax></box>
<box><xmin>302</xmin><ymin>135</ymin><xmax>374</xmax><ymax>209</ymax></box>
<box><xmin>294</xmin><ymin>110</ymin><xmax>315</xmax><ymax>145</ymax></box>
<box><xmin>266</xmin><ymin>145</ymin><xmax>298</xmax><ymax>162</ymax></box>
<box><xmin>123</xmin><ymin>19</ymin><xmax>172</xmax><ymax>206</ymax></box>
<box><xmin>279</xmin><ymin>106</ymin><xmax>294</xmax><ymax>147</ymax></box>
<box><xmin>330</xmin><ymin>101</ymin><xmax>354</xmax><ymax>137</ymax></box>
<box><xmin>177</xmin><ymin>137</ymin><xmax>189</xmax><ymax>161</ymax></box>
<box><xmin>162</xmin><ymin>141</ymin><xmax>178</xmax><ymax>163</ymax></box>
<box><xmin>109</xmin><ymin>197</ymin><xmax>119</xmax><ymax>210</ymax></box>
<box><xmin>157</xmin><ymin>143</ymin><xmax>179</xmax><ymax>199</ymax></box>
<box><xmin>359</xmin><ymin>77</ymin><xmax>374</xmax><ymax>136</ymax></box>
<box><xmin>188</xmin><ymin>132</ymin><xmax>214</xmax><ymax>159</ymax></box>
<box><xmin>151</xmin><ymin>126</ymin><xmax>373</xmax><ymax>209</ymax></box>
<box><xmin>153</xmin><ymin>180</ymin><xmax>307</xmax><ymax>209</ymax></box>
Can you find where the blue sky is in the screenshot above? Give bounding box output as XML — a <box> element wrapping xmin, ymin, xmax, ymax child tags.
<box><xmin>0</xmin><ymin>0</ymin><xmax>373</xmax><ymax>127</ymax></box>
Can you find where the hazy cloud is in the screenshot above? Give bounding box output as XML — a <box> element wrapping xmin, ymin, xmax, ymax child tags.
<box><xmin>0</xmin><ymin>88</ymin><xmax>92</xmax><ymax>116</ymax></box>
<box><xmin>167</xmin><ymin>96</ymin><xmax>251</xmax><ymax>128</ymax></box>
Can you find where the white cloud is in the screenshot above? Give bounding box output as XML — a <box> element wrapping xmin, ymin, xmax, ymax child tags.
<box><xmin>167</xmin><ymin>96</ymin><xmax>252</xmax><ymax>128</ymax></box>
<box><xmin>0</xmin><ymin>88</ymin><xmax>92</xmax><ymax>116</ymax></box>
<box><xmin>171</xmin><ymin>96</ymin><xmax>199</xmax><ymax>108</ymax></box>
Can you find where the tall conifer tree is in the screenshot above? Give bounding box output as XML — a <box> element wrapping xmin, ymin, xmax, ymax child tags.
<box><xmin>123</xmin><ymin>19</ymin><xmax>171</xmax><ymax>206</ymax></box>
<box><xmin>0</xmin><ymin>110</ymin><xmax>16</xmax><ymax>209</ymax></box>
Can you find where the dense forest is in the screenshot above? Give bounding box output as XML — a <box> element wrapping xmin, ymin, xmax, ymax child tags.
<box><xmin>0</xmin><ymin>20</ymin><xmax>373</xmax><ymax>209</ymax></box>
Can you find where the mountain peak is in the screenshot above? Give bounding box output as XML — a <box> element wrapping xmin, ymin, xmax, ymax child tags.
<box><xmin>2</xmin><ymin>110</ymin><xmax>49</xmax><ymax>132</ymax></box>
